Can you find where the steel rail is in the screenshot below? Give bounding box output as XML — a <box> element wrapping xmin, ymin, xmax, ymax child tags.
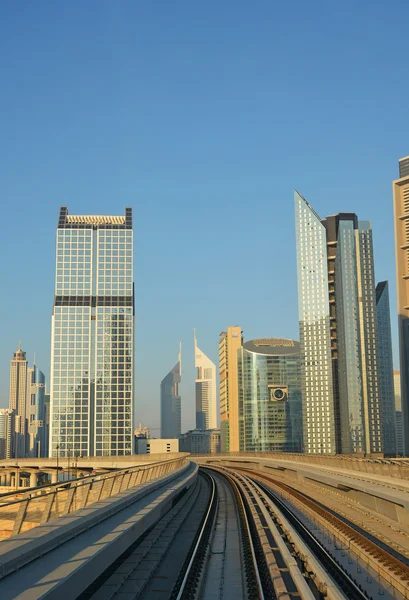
<box><xmin>214</xmin><ymin>468</ymin><xmax>265</xmax><ymax>600</ymax></box>
<box><xmin>172</xmin><ymin>470</ymin><xmax>217</xmax><ymax>600</ymax></box>
<box><xmin>253</xmin><ymin>478</ymin><xmax>367</xmax><ymax>600</ymax></box>
<box><xmin>242</xmin><ymin>470</ymin><xmax>409</xmax><ymax>583</ymax></box>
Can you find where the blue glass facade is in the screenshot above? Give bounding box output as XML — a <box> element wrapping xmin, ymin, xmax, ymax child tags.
<box><xmin>161</xmin><ymin>350</ymin><xmax>182</xmax><ymax>439</ymax></box>
<box><xmin>238</xmin><ymin>338</ymin><xmax>302</xmax><ymax>453</ymax></box>
<box><xmin>376</xmin><ymin>282</ymin><xmax>397</xmax><ymax>455</ymax></box>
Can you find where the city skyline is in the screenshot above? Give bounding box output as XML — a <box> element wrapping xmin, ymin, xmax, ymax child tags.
<box><xmin>1</xmin><ymin>3</ymin><xmax>408</xmax><ymax>434</ymax></box>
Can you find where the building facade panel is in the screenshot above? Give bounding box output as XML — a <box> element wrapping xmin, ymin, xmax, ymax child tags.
<box><xmin>393</xmin><ymin>158</ymin><xmax>409</xmax><ymax>455</ymax></box>
<box><xmin>50</xmin><ymin>207</ymin><xmax>134</xmax><ymax>457</ymax></box>
<box><xmin>194</xmin><ymin>331</ymin><xmax>217</xmax><ymax>430</ymax></box>
<box><xmin>376</xmin><ymin>282</ymin><xmax>396</xmax><ymax>455</ymax></box>
<box><xmin>161</xmin><ymin>345</ymin><xmax>182</xmax><ymax>439</ymax></box>
<box><xmin>295</xmin><ymin>192</ymin><xmax>336</xmax><ymax>454</ymax></box>
<box><xmin>238</xmin><ymin>338</ymin><xmax>302</xmax><ymax>453</ymax></box>
<box><xmin>219</xmin><ymin>327</ymin><xmax>242</xmax><ymax>452</ymax></box>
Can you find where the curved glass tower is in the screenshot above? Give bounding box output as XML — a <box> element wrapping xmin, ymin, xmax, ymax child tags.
<box><xmin>238</xmin><ymin>338</ymin><xmax>302</xmax><ymax>453</ymax></box>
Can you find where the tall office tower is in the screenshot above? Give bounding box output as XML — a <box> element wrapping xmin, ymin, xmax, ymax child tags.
<box><xmin>376</xmin><ymin>282</ymin><xmax>397</xmax><ymax>455</ymax></box>
<box><xmin>50</xmin><ymin>207</ymin><xmax>134</xmax><ymax>457</ymax></box>
<box><xmin>219</xmin><ymin>326</ymin><xmax>243</xmax><ymax>452</ymax></box>
<box><xmin>237</xmin><ymin>338</ymin><xmax>302</xmax><ymax>452</ymax></box>
<box><xmin>295</xmin><ymin>192</ymin><xmax>383</xmax><ymax>455</ymax></box>
<box><xmin>26</xmin><ymin>363</ymin><xmax>47</xmax><ymax>457</ymax></box>
<box><xmin>44</xmin><ymin>391</ymin><xmax>50</xmax><ymax>457</ymax></box>
<box><xmin>160</xmin><ymin>344</ymin><xmax>182</xmax><ymax>439</ymax></box>
<box><xmin>9</xmin><ymin>343</ymin><xmax>27</xmax><ymax>457</ymax></box>
<box><xmin>394</xmin><ymin>371</ymin><xmax>404</xmax><ymax>455</ymax></box>
<box><xmin>295</xmin><ymin>192</ymin><xmax>336</xmax><ymax>454</ymax></box>
<box><xmin>393</xmin><ymin>156</ymin><xmax>409</xmax><ymax>455</ymax></box>
<box><xmin>0</xmin><ymin>409</ymin><xmax>15</xmax><ymax>459</ymax></box>
<box><xmin>194</xmin><ymin>330</ymin><xmax>217</xmax><ymax>430</ymax></box>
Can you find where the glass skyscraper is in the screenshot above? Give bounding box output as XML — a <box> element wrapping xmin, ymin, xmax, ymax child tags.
<box><xmin>393</xmin><ymin>157</ymin><xmax>409</xmax><ymax>455</ymax></box>
<box><xmin>50</xmin><ymin>207</ymin><xmax>134</xmax><ymax>457</ymax></box>
<box><xmin>295</xmin><ymin>192</ymin><xmax>384</xmax><ymax>455</ymax></box>
<box><xmin>160</xmin><ymin>344</ymin><xmax>182</xmax><ymax>439</ymax></box>
<box><xmin>376</xmin><ymin>282</ymin><xmax>397</xmax><ymax>455</ymax></box>
<box><xmin>295</xmin><ymin>192</ymin><xmax>336</xmax><ymax>454</ymax></box>
<box><xmin>238</xmin><ymin>338</ymin><xmax>302</xmax><ymax>453</ymax></box>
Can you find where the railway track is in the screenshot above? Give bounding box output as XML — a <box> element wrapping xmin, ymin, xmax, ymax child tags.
<box><xmin>238</xmin><ymin>468</ymin><xmax>409</xmax><ymax>599</ymax></box>
<box><xmin>172</xmin><ymin>469</ymin><xmax>263</xmax><ymax>599</ymax></box>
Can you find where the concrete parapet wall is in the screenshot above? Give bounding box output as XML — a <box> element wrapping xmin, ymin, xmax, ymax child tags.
<box><xmin>195</xmin><ymin>455</ymin><xmax>409</xmax><ymax>525</ymax></box>
<box><xmin>0</xmin><ymin>460</ymin><xmax>197</xmax><ymax>592</ymax></box>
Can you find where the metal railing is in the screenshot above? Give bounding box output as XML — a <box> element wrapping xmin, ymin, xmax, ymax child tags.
<box><xmin>0</xmin><ymin>456</ymin><xmax>187</xmax><ymax>540</ymax></box>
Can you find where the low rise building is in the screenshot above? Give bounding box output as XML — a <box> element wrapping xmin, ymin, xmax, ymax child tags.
<box><xmin>179</xmin><ymin>428</ymin><xmax>220</xmax><ymax>454</ymax></box>
<box><xmin>135</xmin><ymin>438</ymin><xmax>179</xmax><ymax>454</ymax></box>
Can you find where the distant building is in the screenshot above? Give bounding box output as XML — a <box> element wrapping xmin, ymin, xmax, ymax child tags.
<box><xmin>394</xmin><ymin>371</ymin><xmax>404</xmax><ymax>455</ymax></box>
<box><xmin>238</xmin><ymin>338</ymin><xmax>302</xmax><ymax>453</ymax></box>
<box><xmin>393</xmin><ymin>156</ymin><xmax>409</xmax><ymax>455</ymax></box>
<box><xmin>135</xmin><ymin>438</ymin><xmax>179</xmax><ymax>454</ymax></box>
<box><xmin>134</xmin><ymin>422</ymin><xmax>150</xmax><ymax>439</ymax></box>
<box><xmin>194</xmin><ymin>330</ymin><xmax>217</xmax><ymax>430</ymax></box>
<box><xmin>219</xmin><ymin>327</ymin><xmax>243</xmax><ymax>453</ymax></box>
<box><xmin>161</xmin><ymin>344</ymin><xmax>182</xmax><ymax>439</ymax></box>
<box><xmin>0</xmin><ymin>409</ymin><xmax>15</xmax><ymax>460</ymax></box>
<box><xmin>376</xmin><ymin>282</ymin><xmax>397</xmax><ymax>455</ymax></box>
<box><xmin>179</xmin><ymin>429</ymin><xmax>220</xmax><ymax>454</ymax></box>
<box><xmin>26</xmin><ymin>364</ymin><xmax>47</xmax><ymax>458</ymax></box>
<box><xmin>9</xmin><ymin>343</ymin><xmax>27</xmax><ymax>458</ymax></box>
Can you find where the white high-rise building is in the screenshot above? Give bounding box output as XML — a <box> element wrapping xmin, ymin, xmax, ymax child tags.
<box><xmin>194</xmin><ymin>330</ymin><xmax>217</xmax><ymax>430</ymax></box>
<box><xmin>294</xmin><ymin>192</ymin><xmax>336</xmax><ymax>454</ymax></box>
<box><xmin>50</xmin><ymin>207</ymin><xmax>134</xmax><ymax>457</ymax></box>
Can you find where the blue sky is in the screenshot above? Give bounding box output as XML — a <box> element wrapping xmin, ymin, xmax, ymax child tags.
<box><xmin>0</xmin><ymin>1</ymin><xmax>408</xmax><ymax>432</ymax></box>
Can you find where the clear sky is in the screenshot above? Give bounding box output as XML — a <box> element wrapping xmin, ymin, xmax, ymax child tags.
<box><xmin>0</xmin><ymin>1</ymin><xmax>408</xmax><ymax>433</ymax></box>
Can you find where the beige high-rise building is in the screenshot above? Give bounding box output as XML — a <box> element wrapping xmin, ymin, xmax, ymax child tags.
<box><xmin>9</xmin><ymin>343</ymin><xmax>27</xmax><ymax>458</ymax></box>
<box><xmin>219</xmin><ymin>326</ymin><xmax>243</xmax><ymax>452</ymax></box>
<box><xmin>393</xmin><ymin>157</ymin><xmax>409</xmax><ymax>455</ymax></box>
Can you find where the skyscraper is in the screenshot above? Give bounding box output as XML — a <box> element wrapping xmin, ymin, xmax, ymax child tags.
<box><xmin>295</xmin><ymin>193</ymin><xmax>336</xmax><ymax>454</ymax></box>
<box><xmin>219</xmin><ymin>326</ymin><xmax>243</xmax><ymax>452</ymax></box>
<box><xmin>9</xmin><ymin>343</ymin><xmax>27</xmax><ymax>458</ymax></box>
<box><xmin>160</xmin><ymin>344</ymin><xmax>182</xmax><ymax>439</ymax></box>
<box><xmin>26</xmin><ymin>363</ymin><xmax>47</xmax><ymax>458</ymax></box>
<box><xmin>0</xmin><ymin>409</ymin><xmax>15</xmax><ymax>460</ymax></box>
<box><xmin>295</xmin><ymin>192</ymin><xmax>383</xmax><ymax>455</ymax></box>
<box><xmin>376</xmin><ymin>282</ymin><xmax>397</xmax><ymax>455</ymax></box>
<box><xmin>237</xmin><ymin>338</ymin><xmax>302</xmax><ymax>452</ymax></box>
<box><xmin>394</xmin><ymin>371</ymin><xmax>404</xmax><ymax>455</ymax></box>
<box><xmin>50</xmin><ymin>207</ymin><xmax>134</xmax><ymax>457</ymax></box>
<box><xmin>393</xmin><ymin>156</ymin><xmax>409</xmax><ymax>455</ymax></box>
<box><xmin>194</xmin><ymin>330</ymin><xmax>217</xmax><ymax>430</ymax></box>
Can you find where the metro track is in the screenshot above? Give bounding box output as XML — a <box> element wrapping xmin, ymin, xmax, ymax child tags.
<box><xmin>237</xmin><ymin>467</ymin><xmax>409</xmax><ymax>600</ymax></box>
<box><xmin>79</xmin><ymin>464</ymin><xmax>409</xmax><ymax>600</ymax></box>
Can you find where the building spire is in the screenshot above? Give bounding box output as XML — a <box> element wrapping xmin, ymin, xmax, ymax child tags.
<box><xmin>178</xmin><ymin>342</ymin><xmax>182</xmax><ymax>376</ymax></box>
